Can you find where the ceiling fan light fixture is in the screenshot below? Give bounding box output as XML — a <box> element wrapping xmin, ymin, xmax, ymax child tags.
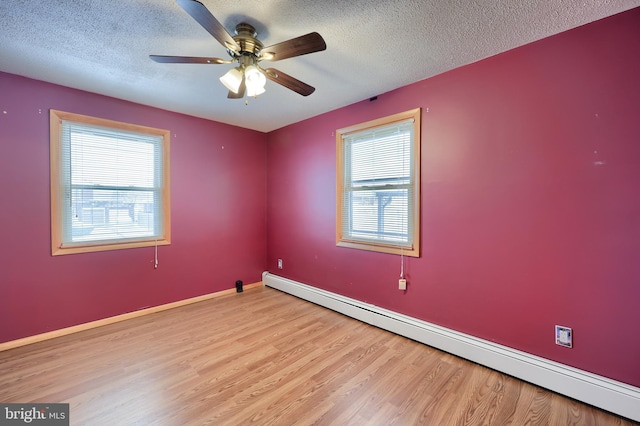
<box><xmin>246</xmin><ymin>85</ymin><xmax>266</xmax><ymax>97</ymax></box>
<box><xmin>244</xmin><ymin>65</ymin><xmax>267</xmax><ymax>97</ymax></box>
<box><xmin>219</xmin><ymin>67</ymin><xmax>243</xmax><ymax>93</ymax></box>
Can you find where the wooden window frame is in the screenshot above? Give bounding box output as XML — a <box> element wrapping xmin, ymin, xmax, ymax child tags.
<box><xmin>336</xmin><ymin>108</ymin><xmax>421</xmax><ymax>257</ymax></box>
<box><xmin>50</xmin><ymin>110</ymin><xmax>171</xmax><ymax>256</ymax></box>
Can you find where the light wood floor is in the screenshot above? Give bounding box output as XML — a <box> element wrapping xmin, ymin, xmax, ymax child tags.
<box><xmin>0</xmin><ymin>286</ymin><xmax>636</xmax><ymax>425</ymax></box>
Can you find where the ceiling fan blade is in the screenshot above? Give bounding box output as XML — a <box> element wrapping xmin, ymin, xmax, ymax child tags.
<box><xmin>176</xmin><ymin>0</ymin><xmax>240</xmax><ymax>53</ymax></box>
<box><xmin>149</xmin><ymin>55</ymin><xmax>231</xmax><ymax>64</ymax></box>
<box><xmin>264</xmin><ymin>68</ymin><xmax>315</xmax><ymax>96</ymax></box>
<box><xmin>260</xmin><ymin>33</ymin><xmax>326</xmax><ymax>61</ymax></box>
<box><xmin>227</xmin><ymin>76</ymin><xmax>246</xmax><ymax>99</ymax></box>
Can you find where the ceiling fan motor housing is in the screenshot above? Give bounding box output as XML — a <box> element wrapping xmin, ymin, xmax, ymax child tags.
<box><xmin>230</xmin><ymin>23</ymin><xmax>263</xmax><ymax>58</ymax></box>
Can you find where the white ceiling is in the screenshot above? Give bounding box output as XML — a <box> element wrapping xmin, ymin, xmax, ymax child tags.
<box><xmin>2</xmin><ymin>0</ymin><xmax>639</xmax><ymax>132</ymax></box>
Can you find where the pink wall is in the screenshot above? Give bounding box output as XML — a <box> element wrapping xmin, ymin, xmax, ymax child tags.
<box><xmin>266</xmin><ymin>9</ymin><xmax>640</xmax><ymax>387</ymax></box>
<box><xmin>0</xmin><ymin>72</ymin><xmax>267</xmax><ymax>343</ymax></box>
<box><xmin>2</xmin><ymin>7</ymin><xmax>639</xmax><ymax>389</ymax></box>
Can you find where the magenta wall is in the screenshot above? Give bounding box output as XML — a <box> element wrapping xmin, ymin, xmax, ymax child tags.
<box><xmin>266</xmin><ymin>9</ymin><xmax>640</xmax><ymax>387</ymax></box>
<box><xmin>0</xmin><ymin>72</ymin><xmax>267</xmax><ymax>343</ymax></box>
<box><xmin>2</xmin><ymin>8</ymin><xmax>639</xmax><ymax>389</ymax></box>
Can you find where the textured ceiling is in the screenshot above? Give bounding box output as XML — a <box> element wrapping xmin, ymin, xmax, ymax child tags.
<box><xmin>1</xmin><ymin>0</ymin><xmax>639</xmax><ymax>132</ymax></box>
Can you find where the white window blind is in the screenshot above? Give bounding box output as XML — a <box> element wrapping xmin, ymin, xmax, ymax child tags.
<box><xmin>59</xmin><ymin>121</ymin><xmax>164</xmax><ymax>246</ymax></box>
<box><xmin>341</xmin><ymin>118</ymin><xmax>414</xmax><ymax>247</ymax></box>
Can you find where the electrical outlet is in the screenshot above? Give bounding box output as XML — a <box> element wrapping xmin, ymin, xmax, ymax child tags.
<box><xmin>398</xmin><ymin>278</ymin><xmax>407</xmax><ymax>290</ymax></box>
<box><xmin>555</xmin><ymin>325</ymin><xmax>572</xmax><ymax>348</ymax></box>
<box><xmin>277</xmin><ymin>259</ymin><xmax>283</xmax><ymax>269</ymax></box>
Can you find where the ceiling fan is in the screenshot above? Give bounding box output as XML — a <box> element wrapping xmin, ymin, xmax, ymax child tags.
<box><xmin>150</xmin><ymin>0</ymin><xmax>327</xmax><ymax>99</ymax></box>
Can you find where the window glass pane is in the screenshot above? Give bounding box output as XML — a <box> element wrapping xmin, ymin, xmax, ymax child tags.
<box><xmin>350</xmin><ymin>131</ymin><xmax>411</xmax><ymax>187</ymax></box>
<box><xmin>336</xmin><ymin>109</ymin><xmax>420</xmax><ymax>256</ymax></box>
<box><xmin>342</xmin><ymin>121</ymin><xmax>413</xmax><ymax>245</ymax></box>
<box><xmin>53</xmin><ymin>112</ymin><xmax>168</xmax><ymax>253</ymax></box>
<box><xmin>70</xmin><ymin>130</ymin><xmax>157</xmax><ymax>188</ymax></box>
<box><xmin>347</xmin><ymin>188</ymin><xmax>410</xmax><ymax>243</ymax></box>
<box><xmin>66</xmin><ymin>188</ymin><xmax>159</xmax><ymax>243</ymax></box>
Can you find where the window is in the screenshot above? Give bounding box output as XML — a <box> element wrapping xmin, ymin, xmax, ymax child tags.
<box><xmin>50</xmin><ymin>110</ymin><xmax>170</xmax><ymax>256</ymax></box>
<box><xmin>336</xmin><ymin>108</ymin><xmax>420</xmax><ymax>257</ymax></box>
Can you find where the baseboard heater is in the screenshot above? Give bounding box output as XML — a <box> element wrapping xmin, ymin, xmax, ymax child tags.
<box><xmin>262</xmin><ymin>272</ymin><xmax>640</xmax><ymax>422</ymax></box>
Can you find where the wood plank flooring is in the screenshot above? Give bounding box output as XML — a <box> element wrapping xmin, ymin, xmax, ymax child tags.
<box><xmin>0</xmin><ymin>286</ymin><xmax>636</xmax><ymax>425</ymax></box>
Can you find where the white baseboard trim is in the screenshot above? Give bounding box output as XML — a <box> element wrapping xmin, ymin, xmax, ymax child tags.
<box><xmin>263</xmin><ymin>272</ymin><xmax>640</xmax><ymax>422</ymax></box>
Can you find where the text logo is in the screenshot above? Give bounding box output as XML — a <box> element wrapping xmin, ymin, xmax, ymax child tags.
<box><xmin>0</xmin><ymin>404</ymin><xmax>69</xmax><ymax>426</ymax></box>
